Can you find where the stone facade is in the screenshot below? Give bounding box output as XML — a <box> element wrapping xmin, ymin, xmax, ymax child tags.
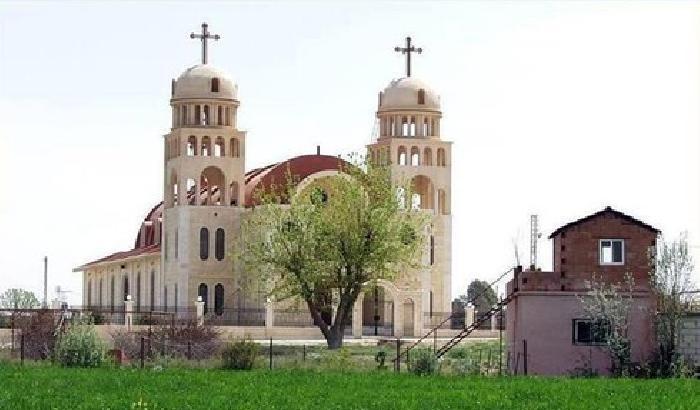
<box><xmin>73</xmin><ymin>36</ymin><xmax>453</xmax><ymax>339</ymax></box>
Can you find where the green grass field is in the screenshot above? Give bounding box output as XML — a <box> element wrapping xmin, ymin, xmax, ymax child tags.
<box><xmin>0</xmin><ymin>364</ymin><xmax>698</xmax><ymax>410</ymax></box>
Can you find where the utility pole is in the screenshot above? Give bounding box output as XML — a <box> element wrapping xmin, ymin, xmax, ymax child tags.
<box><xmin>43</xmin><ymin>256</ymin><xmax>48</xmax><ymax>308</ymax></box>
<box><xmin>529</xmin><ymin>215</ymin><xmax>541</xmax><ymax>270</ymax></box>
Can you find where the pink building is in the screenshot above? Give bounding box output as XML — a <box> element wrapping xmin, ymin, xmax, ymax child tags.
<box><xmin>506</xmin><ymin>207</ymin><xmax>659</xmax><ymax>376</ymax></box>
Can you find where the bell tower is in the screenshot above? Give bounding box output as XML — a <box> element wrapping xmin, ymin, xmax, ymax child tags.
<box><xmin>367</xmin><ymin>37</ymin><xmax>452</xmax><ymax>315</ymax></box>
<box><xmin>161</xmin><ymin>23</ymin><xmax>245</xmax><ymax>312</ymax></box>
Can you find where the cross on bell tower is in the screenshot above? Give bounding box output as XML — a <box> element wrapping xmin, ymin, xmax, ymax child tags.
<box><xmin>394</xmin><ymin>36</ymin><xmax>422</xmax><ymax>78</ymax></box>
<box><xmin>190</xmin><ymin>22</ymin><xmax>220</xmax><ymax>64</ymax></box>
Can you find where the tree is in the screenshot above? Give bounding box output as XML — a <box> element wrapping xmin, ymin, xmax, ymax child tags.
<box><xmin>237</xmin><ymin>157</ymin><xmax>428</xmax><ymax>349</ymax></box>
<box><xmin>650</xmin><ymin>233</ymin><xmax>696</xmax><ymax>376</ymax></box>
<box><xmin>0</xmin><ymin>288</ymin><xmax>40</xmax><ymax>309</ymax></box>
<box><xmin>578</xmin><ymin>274</ymin><xmax>635</xmax><ymax>377</ymax></box>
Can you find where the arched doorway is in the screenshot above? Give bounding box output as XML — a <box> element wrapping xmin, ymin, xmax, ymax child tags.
<box><xmin>362</xmin><ymin>285</ymin><xmax>394</xmax><ymax>336</ymax></box>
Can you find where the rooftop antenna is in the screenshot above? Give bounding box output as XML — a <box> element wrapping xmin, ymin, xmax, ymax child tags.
<box><xmin>530</xmin><ymin>215</ymin><xmax>541</xmax><ymax>270</ymax></box>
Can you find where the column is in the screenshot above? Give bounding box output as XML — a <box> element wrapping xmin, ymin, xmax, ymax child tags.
<box><xmin>195</xmin><ymin>296</ymin><xmax>205</xmax><ymax>326</ymax></box>
<box><xmin>265</xmin><ymin>300</ymin><xmax>274</xmax><ymax>336</ymax></box>
<box><xmin>352</xmin><ymin>295</ymin><xmax>363</xmax><ymax>338</ymax></box>
<box><xmin>124</xmin><ymin>297</ymin><xmax>134</xmax><ymax>331</ymax></box>
<box><xmin>465</xmin><ymin>304</ymin><xmax>475</xmax><ymax>329</ymax></box>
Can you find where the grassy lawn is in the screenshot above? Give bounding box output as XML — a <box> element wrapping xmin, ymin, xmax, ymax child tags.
<box><xmin>0</xmin><ymin>364</ymin><xmax>698</xmax><ymax>409</ymax></box>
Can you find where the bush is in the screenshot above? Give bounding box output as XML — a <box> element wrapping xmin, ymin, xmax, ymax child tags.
<box><xmin>409</xmin><ymin>349</ymin><xmax>438</xmax><ymax>376</ymax></box>
<box><xmin>221</xmin><ymin>337</ymin><xmax>259</xmax><ymax>370</ymax></box>
<box><xmin>55</xmin><ymin>320</ymin><xmax>106</xmax><ymax>367</ymax></box>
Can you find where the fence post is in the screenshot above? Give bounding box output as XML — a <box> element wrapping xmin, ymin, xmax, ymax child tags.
<box><xmin>499</xmin><ymin>305</ymin><xmax>503</xmax><ymax>376</ymax></box>
<box><xmin>269</xmin><ymin>338</ymin><xmax>273</xmax><ymax>370</ymax></box>
<box><xmin>195</xmin><ymin>297</ymin><xmax>204</xmax><ymax>327</ymax></box>
<box><xmin>140</xmin><ymin>336</ymin><xmax>145</xmax><ymax>369</ymax></box>
<box><xmin>187</xmin><ymin>341</ymin><xmax>192</xmax><ymax>360</ymax></box>
<box><xmin>395</xmin><ymin>338</ymin><xmax>400</xmax><ymax>373</ymax></box>
<box><xmin>523</xmin><ymin>339</ymin><xmax>528</xmax><ymax>375</ymax></box>
<box><xmin>302</xmin><ymin>344</ymin><xmax>306</xmax><ymax>362</ymax></box>
<box><xmin>465</xmin><ymin>304</ymin><xmax>475</xmax><ymax>329</ymax></box>
<box><xmin>20</xmin><ymin>334</ymin><xmax>24</xmax><ymax>365</ymax></box>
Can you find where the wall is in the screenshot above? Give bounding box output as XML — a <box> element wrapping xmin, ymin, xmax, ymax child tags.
<box><xmin>507</xmin><ymin>291</ymin><xmax>655</xmax><ymax>376</ymax></box>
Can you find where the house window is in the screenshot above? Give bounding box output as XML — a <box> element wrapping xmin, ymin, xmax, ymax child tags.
<box><xmin>573</xmin><ymin>319</ymin><xmax>610</xmax><ymax>345</ymax></box>
<box><xmin>599</xmin><ymin>239</ymin><xmax>624</xmax><ymax>265</ymax></box>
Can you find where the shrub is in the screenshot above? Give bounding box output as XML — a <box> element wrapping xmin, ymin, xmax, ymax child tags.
<box><xmin>375</xmin><ymin>350</ymin><xmax>388</xmax><ymax>371</ymax></box>
<box><xmin>55</xmin><ymin>320</ymin><xmax>106</xmax><ymax>367</ymax></box>
<box><xmin>221</xmin><ymin>337</ymin><xmax>259</xmax><ymax>370</ymax></box>
<box><xmin>409</xmin><ymin>349</ymin><xmax>438</xmax><ymax>376</ymax></box>
<box><xmin>320</xmin><ymin>347</ymin><xmax>353</xmax><ymax>371</ymax></box>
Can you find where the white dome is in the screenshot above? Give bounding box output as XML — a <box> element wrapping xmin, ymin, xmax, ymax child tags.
<box><xmin>173</xmin><ymin>64</ymin><xmax>237</xmax><ymax>100</ymax></box>
<box><xmin>379</xmin><ymin>77</ymin><xmax>440</xmax><ymax>111</ymax></box>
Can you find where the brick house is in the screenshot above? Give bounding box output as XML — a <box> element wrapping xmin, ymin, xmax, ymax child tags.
<box><xmin>506</xmin><ymin>206</ymin><xmax>659</xmax><ymax>375</ymax></box>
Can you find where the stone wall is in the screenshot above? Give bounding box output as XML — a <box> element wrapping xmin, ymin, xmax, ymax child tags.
<box><xmin>679</xmin><ymin>313</ymin><xmax>700</xmax><ymax>365</ymax></box>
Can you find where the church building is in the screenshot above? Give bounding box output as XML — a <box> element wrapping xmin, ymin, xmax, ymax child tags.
<box><xmin>74</xmin><ymin>24</ymin><xmax>452</xmax><ymax>338</ymax></box>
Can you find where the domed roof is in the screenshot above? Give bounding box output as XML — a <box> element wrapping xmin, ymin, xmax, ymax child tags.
<box><xmin>379</xmin><ymin>77</ymin><xmax>440</xmax><ymax>112</ymax></box>
<box><xmin>173</xmin><ymin>64</ymin><xmax>237</xmax><ymax>100</ymax></box>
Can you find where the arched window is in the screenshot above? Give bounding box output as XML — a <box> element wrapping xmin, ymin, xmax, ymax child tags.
<box><xmin>200</xmin><ymin>227</ymin><xmax>209</xmax><ymax>260</ymax></box>
<box><xmin>423</xmin><ymin>148</ymin><xmax>433</xmax><ymax>166</ymax></box>
<box><xmin>225</xmin><ymin>107</ymin><xmax>231</xmax><ymax>126</ymax></box>
<box><xmin>198</xmin><ymin>283</ymin><xmax>209</xmax><ymax>315</ymax></box>
<box><xmin>211</xmin><ymin>77</ymin><xmax>220</xmax><ymax>93</ymax></box>
<box><xmin>214</xmin><ymin>137</ymin><xmax>225</xmax><ymax>157</ymax></box>
<box><xmin>136</xmin><ymin>272</ymin><xmax>141</xmax><ymax>311</ymax></box>
<box><xmin>187</xmin><ymin>136</ymin><xmax>197</xmax><ymax>156</ymax></box>
<box><xmin>402</xmin><ymin>117</ymin><xmax>409</xmax><ymax>137</ymax></box>
<box><xmin>164</xmin><ymin>286</ymin><xmax>168</xmax><ymax>312</ymax></box>
<box><xmin>215</xmin><ymin>228</ymin><xmax>225</xmax><ymax>261</ymax></box>
<box><xmin>150</xmin><ymin>270</ymin><xmax>155</xmax><ymax>311</ymax></box>
<box><xmin>217</xmin><ymin>105</ymin><xmax>223</xmax><ymax>126</ymax></box>
<box><xmin>409</xmin><ymin>117</ymin><xmax>416</xmax><ymax>137</ymax></box>
<box><xmin>194</xmin><ymin>105</ymin><xmax>201</xmax><ymax>125</ymax></box>
<box><xmin>437</xmin><ymin>148</ymin><xmax>446</xmax><ymax>167</ymax></box>
<box><xmin>110</xmin><ymin>276</ymin><xmax>115</xmax><ymax>311</ymax></box>
<box><xmin>203</xmin><ymin>105</ymin><xmax>210</xmax><ymax>126</ymax></box>
<box><xmin>214</xmin><ymin>283</ymin><xmax>224</xmax><ymax>316</ymax></box>
<box><xmin>230</xmin><ymin>138</ymin><xmax>240</xmax><ymax>158</ymax></box>
<box><xmin>87</xmin><ymin>279</ymin><xmax>92</xmax><ymax>307</ymax></box>
<box><xmin>397</xmin><ymin>146</ymin><xmax>407</xmax><ymax>165</ymax></box>
<box><xmin>181</xmin><ymin>105</ymin><xmax>188</xmax><ymax>126</ymax></box>
<box><xmin>123</xmin><ymin>276</ymin><xmax>129</xmax><ymax>302</ymax></box>
<box><xmin>201</xmin><ymin>136</ymin><xmax>211</xmax><ymax>156</ymax></box>
<box><xmin>410</xmin><ymin>146</ymin><xmax>420</xmax><ymax>166</ymax></box>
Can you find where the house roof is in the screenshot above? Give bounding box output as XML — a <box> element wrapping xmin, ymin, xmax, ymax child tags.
<box><xmin>548</xmin><ymin>206</ymin><xmax>660</xmax><ymax>239</ymax></box>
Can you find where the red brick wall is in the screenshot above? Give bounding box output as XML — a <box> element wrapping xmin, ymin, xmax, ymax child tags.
<box><xmin>552</xmin><ymin>212</ymin><xmax>657</xmax><ymax>290</ymax></box>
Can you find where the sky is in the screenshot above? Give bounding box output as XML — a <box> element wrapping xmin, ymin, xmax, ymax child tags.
<box><xmin>0</xmin><ymin>1</ymin><xmax>698</xmax><ymax>304</ymax></box>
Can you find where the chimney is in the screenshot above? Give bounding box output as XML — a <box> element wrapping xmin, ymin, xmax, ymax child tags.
<box><xmin>316</xmin><ymin>145</ymin><xmax>320</xmax><ymax>155</ymax></box>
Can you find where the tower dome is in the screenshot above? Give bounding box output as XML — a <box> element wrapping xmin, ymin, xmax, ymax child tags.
<box><xmin>378</xmin><ymin>77</ymin><xmax>440</xmax><ymax>112</ymax></box>
<box><xmin>172</xmin><ymin>64</ymin><xmax>238</xmax><ymax>100</ymax></box>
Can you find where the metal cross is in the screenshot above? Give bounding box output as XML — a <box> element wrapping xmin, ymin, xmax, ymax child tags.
<box><xmin>394</xmin><ymin>36</ymin><xmax>422</xmax><ymax>77</ymax></box>
<box><xmin>190</xmin><ymin>22</ymin><xmax>220</xmax><ymax>65</ymax></box>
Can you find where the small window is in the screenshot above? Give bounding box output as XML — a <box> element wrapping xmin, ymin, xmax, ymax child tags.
<box><xmin>600</xmin><ymin>239</ymin><xmax>624</xmax><ymax>265</ymax></box>
<box><xmin>573</xmin><ymin>319</ymin><xmax>610</xmax><ymax>345</ymax></box>
<box><xmin>417</xmin><ymin>89</ymin><xmax>425</xmax><ymax>105</ymax></box>
<box><xmin>211</xmin><ymin>78</ymin><xmax>220</xmax><ymax>93</ymax></box>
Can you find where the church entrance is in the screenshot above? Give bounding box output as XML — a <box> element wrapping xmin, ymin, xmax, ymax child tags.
<box><xmin>362</xmin><ymin>286</ymin><xmax>394</xmax><ymax>336</ymax></box>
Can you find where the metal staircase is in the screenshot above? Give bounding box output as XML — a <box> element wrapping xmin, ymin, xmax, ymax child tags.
<box><xmin>395</xmin><ymin>267</ymin><xmax>515</xmax><ymax>362</ymax></box>
<box><xmin>434</xmin><ymin>292</ymin><xmax>513</xmax><ymax>358</ymax></box>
